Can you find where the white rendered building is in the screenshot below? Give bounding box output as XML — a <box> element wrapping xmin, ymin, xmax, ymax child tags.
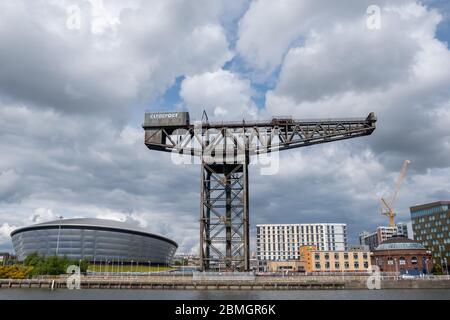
<box><xmin>256</xmin><ymin>223</ymin><xmax>348</xmax><ymax>262</ymax></box>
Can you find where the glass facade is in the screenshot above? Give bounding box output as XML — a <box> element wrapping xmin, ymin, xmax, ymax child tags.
<box><xmin>410</xmin><ymin>201</ymin><xmax>450</xmax><ymax>263</ymax></box>
<box><xmin>411</xmin><ymin>205</ymin><xmax>449</xmax><ymax>219</ymax></box>
<box><xmin>11</xmin><ymin>225</ymin><xmax>177</xmax><ymax>264</ymax></box>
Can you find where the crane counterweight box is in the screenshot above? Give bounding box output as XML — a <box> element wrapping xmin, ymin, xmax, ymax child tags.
<box><xmin>143</xmin><ymin>112</ymin><xmax>190</xmax><ymax>128</ymax></box>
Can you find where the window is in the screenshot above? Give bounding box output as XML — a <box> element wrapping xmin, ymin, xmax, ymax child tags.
<box><xmin>344</xmin><ymin>253</ymin><xmax>349</xmax><ymax>260</ymax></box>
<box><xmin>315</xmin><ymin>263</ymin><xmax>321</xmax><ymax>269</ymax></box>
<box><xmin>411</xmin><ymin>257</ymin><xmax>418</xmax><ymax>265</ymax></box>
<box><xmin>344</xmin><ymin>262</ymin><xmax>350</xmax><ymax>269</ymax></box>
<box><xmin>325</xmin><ymin>262</ymin><xmax>330</xmax><ymax>269</ymax></box>
<box><xmin>387</xmin><ymin>257</ymin><xmax>394</xmax><ymax>265</ymax></box>
<box><xmin>354</xmin><ymin>262</ymin><xmax>359</xmax><ymax>269</ymax></box>
<box><xmin>324</xmin><ymin>253</ymin><xmax>330</xmax><ymax>260</ymax></box>
<box><xmin>363</xmin><ymin>253</ymin><xmax>368</xmax><ymax>260</ymax></box>
<box><xmin>335</xmin><ymin>262</ymin><xmax>340</xmax><ymax>269</ymax></box>
<box><xmin>314</xmin><ymin>254</ymin><xmax>320</xmax><ymax>260</ymax></box>
<box><xmin>364</xmin><ymin>262</ymin><xmax>369</xmax><ymax>268</ymax></box>
<box><xmin>399</xmin><ymin>257</ymin><xmax>406</xmax><ymax>265</ymax></box>
<box><xmin>334</xmin><ymin>253</ymin><xmax>339</xmax><ymax>260</ymax></box>
<box><xmin>353</xmin><ymin>253</ymin><xmax>358</xmax><ymax>260</ymax></box>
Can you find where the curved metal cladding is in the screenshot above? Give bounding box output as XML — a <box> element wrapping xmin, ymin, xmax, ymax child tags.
<box><xmin>10</xmin><ymin>218</ymin><xmax>178</xmax><ymax>264</ymax></box>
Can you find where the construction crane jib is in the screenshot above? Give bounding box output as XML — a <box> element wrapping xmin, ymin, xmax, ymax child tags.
<box><xmin>381</xmin><ymin>159</ymin><xmax>411</xmax><ymax>227</ymax></box>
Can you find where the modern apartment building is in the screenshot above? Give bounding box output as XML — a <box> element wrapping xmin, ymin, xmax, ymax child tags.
<box><xmin>359</xmin><ymin>223</ymin><xmax>413</xmax><ymax>251</ymax></box>
<box><xmin>299</xmin><ymin>245</ymin><xmax>371</xmax><ymax>273</ymax></box>
<box><xmin>256</xmin><ymin>223</ymin><xmax>348</xmax><ymax>263</ymax></box>
<box><xmin>397</xmin><ymin>222</ymin><xmax>414</xmax><ymax>238</ymax></box>
<box><xmin>410</xmin><ymin>201</ymin><xmax>450</xmax><ymax>264</ymax></box>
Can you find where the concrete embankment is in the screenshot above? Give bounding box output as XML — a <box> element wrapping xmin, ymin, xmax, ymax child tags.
<box><xmin>1</xmin><ymin>275</ymin><xmax>450</xmax><ymax>290</ymax></box>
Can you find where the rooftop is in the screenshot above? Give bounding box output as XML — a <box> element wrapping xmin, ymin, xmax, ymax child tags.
<box><xmin>10</xmin><ymin>218</ymin><xmax>178</xmax><ymax>247</ymax></box>
<box><xmin>375</xmin><ymin>236</ymin><xmax>426</xmax><ymax>251</ymax></box>
<box><xmin>410</xmin><ymin>200</ymin><xmax>450</xmax><ymax>212</ymax></box>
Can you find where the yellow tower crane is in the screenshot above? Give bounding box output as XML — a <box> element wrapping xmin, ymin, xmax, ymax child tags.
<box><xmin>381</xmin><ymin>160</ymin><xmax>411</xmax><ymax>227</ymax></box>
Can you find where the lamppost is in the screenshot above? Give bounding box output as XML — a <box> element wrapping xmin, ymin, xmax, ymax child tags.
<box><xmin>394</xmin><ymin>258</ymin><xmax>398</xmax><ymax>279</ymax></box>
<box><xmin>425</xmin><ymin>258</ymin><xmax>429</xmax><ymax>276</ymax></box>
<box><xmin>444</xmin><ymin>258</ymin><xmax>449</xmax><ymax>276</ymax></box>
<box><xmin>438</xmin><ymin>246</ymin><xmax>449</xmax><ymax>276</ymax></box>
<box><xmin>55</xmin><ymin>216</ymin><xmax>63</xmax><ymax>256</ymax></box>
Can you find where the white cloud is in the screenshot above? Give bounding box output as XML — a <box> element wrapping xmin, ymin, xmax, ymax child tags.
<box><xmin>180</xmin><ymin>69</ymin><xmax>258</xmax><ymax>120</ymax></box>
<box><xmin>0</xmin><ymin>223</ymin><xmax>16</xmax><ymax>245</ymax></box>
<box><xmin>236</xmin><ymin>0</ymin><xmax>372</xmax><ymax>74</ymax></box>
<box><xmin>0</xmin><ymin>0</ymin><xmax>237</xmax><ymax>120</ymax></box>
<box><xmin>0</xmin><ymin>102</ymin><xmax>201</xmax><ymax>251</ymax></box>
<box><xmin>31</xmin><ymin>208</ymin><xmax>60</xmax><ymax>223</ymax></box>
<box><xmin>265</xmin><ymin>1</ymin><xmax>450</xmax><ymax>173</ymax></box>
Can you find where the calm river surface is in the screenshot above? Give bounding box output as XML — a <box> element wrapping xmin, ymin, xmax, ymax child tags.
<box><xmin>1</xmin><ymin>289</ymin><xmax>450</xmax><ymax>300</ymax></box>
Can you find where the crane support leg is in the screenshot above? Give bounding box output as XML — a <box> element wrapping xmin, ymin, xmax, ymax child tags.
<box><xmin>200</xmin><ymin>162</ymin><xmax>249</xmax><ymax>271</ymax></box>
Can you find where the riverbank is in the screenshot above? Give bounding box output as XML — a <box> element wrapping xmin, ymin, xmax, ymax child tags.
<box><xmin>2</xmin><ymin>288</ymin><xmax>450</xmax><ymax>300</ymax></box>
<box><xmin>1</xmin><ymin>275</ymin><xmax>450</xmax><ymax>290</ymax></box>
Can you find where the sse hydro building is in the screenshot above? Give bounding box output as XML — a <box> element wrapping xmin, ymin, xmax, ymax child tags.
<box><xmin>11</xmin><ymin>218</ymin><xmax>178</xmax><ymax>264</ymax></box>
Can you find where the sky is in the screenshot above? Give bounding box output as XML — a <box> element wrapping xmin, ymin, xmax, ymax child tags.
<box><xmin>0</xmin><ymin>0</ymin><xmax>449</xmax><ymax>253</ymax></box>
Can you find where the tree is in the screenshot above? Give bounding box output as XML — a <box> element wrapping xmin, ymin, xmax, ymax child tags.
<box><xmin>432</xmin><ymin>263</ymin><xmax>443</xmax><ymax>275</ymax></box>
<box><xmin>23</xmin><ymin>253</ymin><xmax>89</xmax><ymax>276</ymax></box>
<box><xmin>24</xmin><ymin>252</ymin><xmax>44</xmax><ymax>267</ymax></box>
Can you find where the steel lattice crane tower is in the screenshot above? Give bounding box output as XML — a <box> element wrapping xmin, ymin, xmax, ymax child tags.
<box><xmin>143</xmin><ymin>111</ymin><xmax>377</xmax><ymax>271</ymax></box>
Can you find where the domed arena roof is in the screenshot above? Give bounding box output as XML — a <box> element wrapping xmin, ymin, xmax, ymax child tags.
<box><xmin>375</xmin><ymin>236</ymin><xmax>426</xmax><ymax>251</ymax></box>
<box><xmin>11</xmin><ymin>218</ymin><xmax>178</xmax><ymax>247</ymax></box>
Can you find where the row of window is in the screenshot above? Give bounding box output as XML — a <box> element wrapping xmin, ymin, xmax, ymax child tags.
<box><xmin>258</xmin><ymin>234</ymin><xmax>345</xmax><ymax>239</ymax></box>
<box><xmin>260</xmin><ymin>257</ymin><xmax>299</xmax><ymax>261</ymax></box>
<box><xmin>376</xmin><ymin>256</ymin><xmax>421</xmax><ymax>265</ymax></box>
<box><xmin>411</xmin><ymin>205</ymin><xmax>448</xmax><ymax>219</ymax></box>
<box><xmin>257</xmin><ymin>241</ymin><xmax>341</xmax><ymax>246</ymax></box>
<box><xmin>415</xmin><ymin>220</ymin><xmax>450</xmax><ymax>229</ymax></box>
<box><xmin>315</xmin><ymin>253</ymin><xmax>368</xmax><ymax>260</ymax></box>
<box><xmin>314</xmin><ymin>261</ymin><xmax>369</xmax><ymax>270</ymax></box>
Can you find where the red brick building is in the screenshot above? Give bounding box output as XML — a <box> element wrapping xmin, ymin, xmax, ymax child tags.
<box><xmin>371</xmin><ymin>236</ymin><xmax>433</xmax><ymax>275</ymax></box>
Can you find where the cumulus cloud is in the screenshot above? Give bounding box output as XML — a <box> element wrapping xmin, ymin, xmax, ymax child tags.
<box><xmin>0</xmin><ymin>101</ymin><xmax>201</xmax><ymax>251</ymax></box>
<box><xmin>0</xmin><ymin>223</ymin><xmax>16</xmax><ymax>249</ymax></box>
<box><xmin>180</xmin><ymin>69</ymin><xmax>258</xmax><ymax>120</ymax></box>
<box><xmin>265</xmin><ymin>1</ymin><xmax>450</xmax><ymax>173</ymax></box>
<box><xmin>0</xmin><ymin>0</ymin><xmax>236</xmax><ymax>120</ymax></box>
<box><xmin>31</xmin><ymin>208</ymin><xmax>60</xmax><ymax>223</ymax></box>
<box><xmin>236</xmin><ymin>0</ymin><xmax>371</xmax><ymax>74</ymax></box>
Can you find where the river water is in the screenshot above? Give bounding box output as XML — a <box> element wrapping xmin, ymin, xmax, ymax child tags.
<box><xmin>1</xmin><ymin>289</ymin><xmax>450</xmax><ymax>300</ymax></box>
